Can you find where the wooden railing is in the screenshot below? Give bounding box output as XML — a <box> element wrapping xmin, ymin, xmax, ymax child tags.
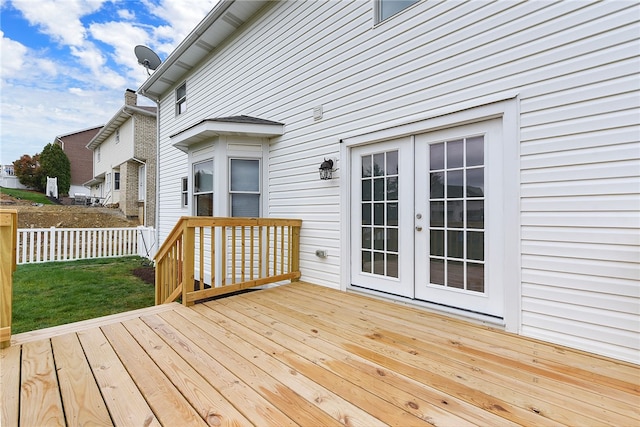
<box><xmin>1</xmin><ymin>210</ymin><xmax>18</xmax><ymax>348</ymax></box>
<box><xmin>155</xmin><ymin>217</ymin><xmax>301</xmax><ymax>305</ymax></box>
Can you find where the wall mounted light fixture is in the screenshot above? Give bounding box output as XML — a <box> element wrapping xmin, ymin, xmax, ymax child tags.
<box><xmin>319</xmin><ymin>158</ymin><xmax>335</xmax><ymax>180</ymax></box>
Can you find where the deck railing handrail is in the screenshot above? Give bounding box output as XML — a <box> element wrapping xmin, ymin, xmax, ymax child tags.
<box><xmin>155</xmin><ymin>216</ymin><xmax>302</xmax><ymax>305</ymax></box>
<box><xmin>1</xmin><ymin>209</ymin><xmax>18</xmax><ymax>348</ymax></box>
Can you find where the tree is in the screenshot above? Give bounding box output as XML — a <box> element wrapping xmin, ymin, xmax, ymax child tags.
<box><xmin>13</xmin><ymin>154</ymin><xmax>43</xmax><ymax>191</ymax></box>
<box><xmin>39</xmin><ymin>143</ymin><xmax>71</xmax><ymax>196</ymax></box>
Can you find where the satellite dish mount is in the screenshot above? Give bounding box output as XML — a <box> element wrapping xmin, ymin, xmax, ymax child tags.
<box><xmin>134</xmin><ymin>45</ymin><xmax>161</xmax><ymax>75</ymax></box>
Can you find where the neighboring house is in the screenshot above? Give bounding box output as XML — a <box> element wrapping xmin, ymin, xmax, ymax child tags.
<box><xmin>85</xmin><ymin>89</ymin><xmax>157</xmax><ymax>226</ymax></box>
<box><xmin>0</xmin><ymin>164</ymin><xmax>28</xmax><ymax>189</ymax></box>
<box><xmin>138</xmin><ymin>1</ymin><xmax>639</xmax><ymax>363</ymax></box>
<box><xmin>53</xmin><ymin>126</ymin><xmax>102</xmax><ymax>197</ymax></box>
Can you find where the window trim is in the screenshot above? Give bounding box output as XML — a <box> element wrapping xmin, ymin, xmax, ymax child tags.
<box><xmin>114</xmin><ymin>171</ymin><xmax>120</xmax><ymax>191</ymax></box>
<box><xmin>176</xmin><ymin>82</ymin><xmax>187</xmax><ymax>116</ymax></box>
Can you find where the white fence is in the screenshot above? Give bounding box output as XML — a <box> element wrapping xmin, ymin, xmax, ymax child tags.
<box><xmin>16</xmin><ymin>226</ymin><xmax>156</xmax><ymax>265</ymax></box>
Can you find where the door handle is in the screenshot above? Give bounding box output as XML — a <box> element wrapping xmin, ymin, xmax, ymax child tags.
<box><xmin>415</xmin><ymin>226</ymin><xmax>423</xmax><ymax>231</ymax></box>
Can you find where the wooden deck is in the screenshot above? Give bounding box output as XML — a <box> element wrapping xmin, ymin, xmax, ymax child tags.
<box><xmin>2</xmin><ymin>282</ymin><xmax>638</xmax><ymax>426</ymax></box>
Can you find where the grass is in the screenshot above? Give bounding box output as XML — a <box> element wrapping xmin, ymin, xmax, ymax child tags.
<box><xmin>1</xmin><ymin>186</ymin><xmax>53</xmax><ymax>204</ymax></box>
<box><xmin>12</xmin><ymin>256</ymin><xmax>155</xmax><ymax>334</ymax></box>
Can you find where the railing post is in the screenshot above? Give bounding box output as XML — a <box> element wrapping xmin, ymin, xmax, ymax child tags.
<box><xmin>0</xmin><ymin>210</ymin><xmax>17</xmax><ymax>348</ymax></box>
<box><xmin>182</xmin><ymin>222</ymin><xmax>195</xmax><ymax>306</ymax></box>
<box><xmin>291</xmin><ymin>225</ymin><xmax>301</xmax><ymax>282</ymax></box>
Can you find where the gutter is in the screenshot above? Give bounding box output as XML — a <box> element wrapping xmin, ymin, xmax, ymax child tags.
<box><xmin>139</xmin><ymin>0</ymin><xmax>235</xmax><ymax>94</ymax></box>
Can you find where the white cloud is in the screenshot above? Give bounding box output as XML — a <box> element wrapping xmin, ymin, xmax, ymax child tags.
<box><xmin>0</xmin><ymin>31</ymin><xmax>27</xmax><ymax>79</ymax></box>
<box><xmin>117</xmin><ymin>8</ymin><xmax>134</xmax><ymax>20</ymax></box>
<box><xmin>144</xmin><ymin>0</ymin><xmax>219</xmax><ymax>44</ymax></box>
<box><xmin>10</xmin><ymin>0</ymin><xmax>108</xmax><ymax>46</ymax></box>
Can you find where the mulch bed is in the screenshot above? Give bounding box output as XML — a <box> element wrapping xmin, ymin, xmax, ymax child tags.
<box><xmin>132</xmin><ymin>266</ymin><xmax>155</xmax><ymax>285</ymax></box>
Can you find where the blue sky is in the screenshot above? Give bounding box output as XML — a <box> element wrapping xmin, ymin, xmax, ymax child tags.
<box><xmin>0</xmin><ymin>0</ymin><xmax>219</xmax><ymax>164</ymax></box>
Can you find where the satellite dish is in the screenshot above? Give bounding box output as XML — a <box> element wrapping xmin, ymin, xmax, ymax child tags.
<box><xmin>134</xmin><ymin>45</ymin><xmax>161</xmax><ymax>75</ymax></box>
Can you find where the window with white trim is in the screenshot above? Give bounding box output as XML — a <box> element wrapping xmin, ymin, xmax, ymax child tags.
<box><xmin>229</xmin><ymin>158</ymin><xmax>260</xmax><ymax>217</ymax></box>
<box><xmin>375</xmin><ymin>0</ymin><xmax>419</xmax><ymax>23</ymax></box>
<box><xmin>176</xmin><ymin>82</ymin><xmax>187</xmax><ymax>116</ymax></box>
<box><xmin>115</xmin><ymin>128</ymin><xmax>120</xmax><ymax>144</ymax></box>
<box><xmin>181</xmin><ymin>176</ymin><xmax>188</xmax><ymax>207</ymax></box>
<box><xmin>193</xmin><ymin>160</ymin><xmax>213</xmax><ymax>216</ymax></box>
<box><xmin>114</xmin><ymin>172</ymin><xmax>120</xmax><ymax>191</ymax></box>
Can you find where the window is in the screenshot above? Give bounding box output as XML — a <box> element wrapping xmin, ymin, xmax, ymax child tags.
<box><xmin>114</xmin><ymin>172</ymin><xmax>120</xmax><ymax>190</ymax></box>
<box><xmin>229</xmin><ymin>159</ymin><xmax>260</xmax><ymax>217</ymax></box>
<box><xmin>115</xmin><ymin>128</ymin><xmax>120</xmax><ymax>144</ymax></box>
<box><xmin>176</xmin><ymin>82</ymin><xmax>187</xmax><ymax>115</ymax></box>
<box><xmin>193</xmin><ymin>160</ymin><xmax>213</xmax><ymax>216</ymax></box>
<box><xmin>181</xmin><ymin>176</ymin><xmax>188</xmax><ymax>207</ymax></box>
<box><xmin>376</xmin><ymin>0</ymin><xmax>419</xmax><ymax>23</ymax></box>
<box><xmin>97</xmin><ymin>146</ymin><xmax>101</xmax><ymax>162</ymax></box>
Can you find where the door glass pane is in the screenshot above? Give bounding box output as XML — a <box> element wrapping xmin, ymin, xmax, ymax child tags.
<box><xmin>467</xmin><ymin>231</ymin><xmax>484</xmax><ymax>260</ymax></box>
<box><xmin>430</xmin><ymin>172</ymin><xmax>444</xmax><ymax>198</ymax></box>
<box><xmin>447</xmin><ymin>170</ymin><xmax>463</xmax><ymax>198</ymax></box>
<box><xmin>430</xmin><ymin>258</ymin><xmax>444</xmax><ymax>285</ymax></box>
<box><xmin>374</xmin><ymin>178</ymin><xmax>385</xmax><ymax>200</ymax></box>
<box><xmin>387</xmin><ymin>150</ymin><xmax>398</xmax><ymax>174</ymax></box>
<box><xmin>374</xmin><ymin>203</ymin><xmax>384</xmax><ymax>225</ymax></box>
<box><xmin>430</xmin><ymin>201</ymin><xmax>444</xmax><ymax>227</ymax></box>
<box><xmin>362</xmin><ymin>155</ymin><xmax>372</xmax><ymax>178</ymax></box>
<box><xmin>387</xmin><ymin>228</ymin><xmax>398</xmax><ymax>252</ymax></box>
<box><xmin>447</xmin><ymin>139</ymin><xmax>464</xmax><ymax>168</ymax></box>
<box><xmin>387</xmin><ymin>203</ymin><xmax>398</xmax><ymax>226</ymax></box>
<box><xmin>362</xmin><ymin>203</ymin><xmax>372</xmax><ymax>225</ymax></box>
<box><xmin>362</xmin><ymin>227</ymin><xmax>372</xmax><ymax>249</ymax></box>
<box><xmin>430</xmin><ymin>143</ymin><xmax>444</xmax><ymax>170</ymax></box>
<box><xmin>467</xmin><ymin>168</ymin><xmax>484</xmax><ymax>197</ymax></box>
<box><xmin>447</xmin><ymin>230</ymin><xmax>463</xmax><ymax>258</ymax></box>
<box><xmin>430</xmin><ymin>230</ymin><xmax>444</xmax><ymax>256</ymax></box>
<box><xmin>387</xmin><ymin>254</ymin><xmax>399</xmax><ymax>278</ymax></box>
<box><xmin>362</xmin><ymin>251</ymin><xmax>372</xmax><ymax>273</ymax></box>
<box><xmin>447</xmin><ymin>201</ymin><xmax>464</xmax><ymax>228</ymax></box>
<box><xmin>373</xmin><ymin>252</ymin><xmax>385</xmax><ymax>275</ymax></box>
<box><xmin>373</xmin><ymin>227</ymin><xmax>385</xmax><ymax>250</ymax></box>
<box><xmin>362</xmin><ymin>180</ymin><xmax>372</xmax><ymax>201</ymax></box>
<box><xmin>387</xmin><ymin>177</ymin><xmax>398</xmax><ymax>200</ymax></box>
<box><xmin>466</xmin><ymin>136</ymin><xmax>484</xmax><ymax>166</ymax></box>
<box><xmin>467</xmin><ymin>200</ymin><xmax>484</xmax><ymax>229</ymax></box>
<box><xmin>467</xmin><ymin>263</ymin><xmax>484</xmax><ymax>292</ymax></box>
<box><xmin>373</xmin><ymin>153</ymin><xmax>385</xmax><ymax>176</ymax></box>
<box><xmin>448</xmin><ymin>261</ymin><xmax>464</xmax><ymax>288</ymax></box>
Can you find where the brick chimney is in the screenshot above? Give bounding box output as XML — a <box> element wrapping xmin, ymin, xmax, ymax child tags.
<box><xmin>124</xmin><ymin>89</ymin><xmax>137</xmax><ymax>106</ymax></box>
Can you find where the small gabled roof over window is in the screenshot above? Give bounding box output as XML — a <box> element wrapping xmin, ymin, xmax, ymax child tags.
<box><xmin>171</xmin><ymin>115</ymin><xmax>285</xmax><ymax>152</ymax></box>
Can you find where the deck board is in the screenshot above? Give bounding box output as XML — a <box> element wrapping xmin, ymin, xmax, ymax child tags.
<box><xmin>2</xmin><ymin>282</ymin><xmax>638</xmax><ymax>426</ymax></box>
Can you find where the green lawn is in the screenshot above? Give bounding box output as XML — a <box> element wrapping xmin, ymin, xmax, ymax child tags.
<box><xmin>1</xmin><ymin>186</ymin><xmax>53</xmax><ymax>204</ymax></box>
<box><xmin>12</xmin><ymin>257</ymin><xmax>155</xmax><ymax>334</ymax></box>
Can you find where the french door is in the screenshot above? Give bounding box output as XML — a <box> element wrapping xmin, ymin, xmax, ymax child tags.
<box><xmin>350</xmin><ymin>119</ymin><xmax>504</xmax><ymax>318</ymax></box>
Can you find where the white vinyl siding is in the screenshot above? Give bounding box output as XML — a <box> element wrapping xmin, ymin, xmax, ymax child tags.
<box><xmin>154</xmin><ymin>0</ymin><xmax>639</xmax><ymax>362</ymax></box>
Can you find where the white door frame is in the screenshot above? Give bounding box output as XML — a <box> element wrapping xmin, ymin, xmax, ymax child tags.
<box><xmin>340</xmin><ymin>97</ymin><xmax>521</xmax><ymax>332</ymax></box>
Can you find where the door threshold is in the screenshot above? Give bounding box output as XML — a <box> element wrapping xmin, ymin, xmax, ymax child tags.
<box><xmin>347</xmin><ymin>284</ymin><xmax>505</xmax><ymax>329</ymax></box>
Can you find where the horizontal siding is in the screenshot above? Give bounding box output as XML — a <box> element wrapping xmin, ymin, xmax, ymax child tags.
<box><xmin>154</xmin><ymin>0</ymin><xmax>640</xmax><ymax>361</ymax></box>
